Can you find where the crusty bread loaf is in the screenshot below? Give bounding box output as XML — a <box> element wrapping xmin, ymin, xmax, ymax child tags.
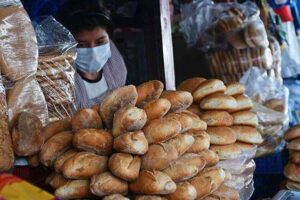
<box><xmin>177</xmin><ymin>77</ymin><xmax>206</xmax><ymax>93</ymax></box>
<box><xmin>40</xmin><ymin>131</ymin><xmax>73</xmax><ymax>167</ymax></box>
<box><xmin>12</xmin><ymin>112</ymin><xmax>43</xmax><ymax>156</ymax></box>
<box><xmin>185</xmin><ymin>130</ymin><xmax>210</xmax><ymax>153</ymax></box>
<box><xmin>211</xmin><ymin>184</ymin><xmax>240</xmax><ymax>200</ymax></box>
<box><xmin>109</xmin><ymin>153</ymin><xmax>141</xmax><ymax>181</ymax></box>
<box><xmin>210</xmin><ymin>142</ymin><xmax>255</xmax><ymax>160</ymax></box>
<box><xmin>113</xmin><ymin>131</ymin><xmax>148</xmax><ymax>155</ymax></box>
<box><xmin>71</xmin><ymin>108</ymin><xmax>102</xmax><ymax>131</ymax></box>
<box><xmin>55</xmin><ymin>180</ymin><xmax>91</xmax><ymax>199</ymax></box>
<box><xmin>166</xmin><ymin>134</ymin><xmax>195</xmax><ymax>156</ymax></box>
<box><xmin>165</xmin><ymin>182</ymin><xmax>197</xmax><ymax>200</ymax></box>
<box><xmin>0</xmin><ymin>120</ymin><xmax>14</xmax><ymax>171</ymax></box>
<box><xmin>284</xmin><ymin>163</ymin><xmax>300</xmax><ymax>183</ymax></box>
<box><xmin>163</xmin><ymin>153</ymin><xmax>206</xmax><ymax>182</ymax></box>
<box><xmin>135</xmin><ymin>196</ymin><xmax>167</xmax><ymax>200</ymax></box>
<box><xmin>206</xmin><ymin>127</ymin><xmax>237</xmax><ymax>145</ymax></box>
<box><xmin>166</xmin><ymin>113</ymin><xmax>194</xmax><ymax>133</ymax></box>
<box><xmin>264</xmin><ymin>98</ymin><xmax>285</xmax><ymax>112</ymax></box>
<box><xmin>232</xmin><ymin>111</ymin><xmax>258</xmax><ymax>127</ymax></box>
<box><xmin>143</xmin><ymin>118</ymin><xmax>181</xmax><ymax>144</ymax></box>
<box><xmin>287</xmin><ymin>138</ymin><xmax>300</xmax><ymax>151</ymax></box>
<box><xmin>143</xmin><ymin>98</ymin><xmax>171</xmax><ymax>124</ymax></box>
<box><xmin>200</xmin><ymin>94</ymin><xmax>238</xmax><ymax>111</ymax></box>
<box><xmin>42</xmin><ymin>118</ymin><xmax>72</xmax><ymax>142</ymax></box>
<box><xmin>129</xmin><ymin>170</ymin><xmax>176</xmax><ymax>195</ymax></box>
<box><xmin>136</xmin><ymin>80</ymin><xmax>164</xmax><ymax>107</ymax></box>
<box><xmin>112</xmin><ymin>106</ymin><xmax>147</xmax><ymax>137</ymax></box>
<box><xmin>290</xmin><ymin>151</ymin><xmax>300</xmax><ymax>165</ymax></box>
<box><xmin>46</xmin><ymin>173</ymin><xmax>69</xmax><ymax>190</ymax></box>
<box><xmin>100</xmin><ymin>85</ymin><xmax>138</xmax><ymax>128</ymax></box>
<box><xmin>62</xmin><ymin>152</ymin><xmax>108</xmax><ymax>179</ymax></box>
<box><xmin>73</xmin><ymin>129</ymin><xmax>113</xmax><ymax>155</ymax></box>
<box><xmin>142</xmin><ymin>143</ymin><xmax>178</xmax><ymax>171</ymax></box>
<box><xmin>160</xmin><ymin>91</ymin><xmax>193</xmax><ymax>113</ymax></box>
<box><xmin>103</xmin><ymin>194</ymin><xmax>130</xmax><ymax>200</ymax></box>
<box><xmin>180</xmin><ymin>111</ymin><xmax>207</xmax><ymax>131</ymax></box>
<box><xmin>193</xmin><ymin>79</ymin><xmax>226</xmax><ymax>102</ymax></box>
<box><xmin>200</xmin><ymin>111</ymin><xmax>233</xmax><ymax>127</ymax></box>
<box><xmin>225</xmin><ymin>83</ymin><xmax>245</xmax><ymax>96</ymax></box>
<box><xmin>90</xmin><ymin>172</ymin><xmax>128</xmax><ymax>197</ymax></box>
<box><xmin>231</xmin><ymin>95</ymin><xmax>253</xmax><ymax>112</ymax></box>
<box><xmin>187</xmin><ymin>104</ymin><xmax>203</xmax><ymax>116</ymax></box>
<box><xmin>197</xmin><ymin>149</ymin><xmax>219</xmax><ymax>167</ymax></box>
<box><xmin>231</xmin><ymin>126</ymin><xmax>263</xmax><ymax>144</ymax></box>
<box><xmin>284</xmin><ymin>125</ymin><xmax>300</xmax><ymax>141</ymax></box>
<box><xmin>54</xmin><ymin>149</ymin><xmax>78</xmax><ymax>173</ymax></box>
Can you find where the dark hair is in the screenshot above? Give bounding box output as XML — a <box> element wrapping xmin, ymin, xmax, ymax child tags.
<box><xmin>56</xmin><ymin>0</ymin><xmax>111</xmax><ymax>34</ymax></box>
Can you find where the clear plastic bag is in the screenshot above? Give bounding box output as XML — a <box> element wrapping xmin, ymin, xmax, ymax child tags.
<box><xmin>0</xmin><ymin>75</ymin><xmax>7</xmax><ymax>119</ymax></box>
<box><xmin>284</xmin><ymin>79</ymin><xmax>300</xmax><ymax>126</ymax></box>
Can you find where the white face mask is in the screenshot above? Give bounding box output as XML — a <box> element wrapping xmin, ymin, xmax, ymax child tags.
<box><xmin>75</xmin><ymin>43</ymin><xmax>112</xmax><ymax>73</ymax></box>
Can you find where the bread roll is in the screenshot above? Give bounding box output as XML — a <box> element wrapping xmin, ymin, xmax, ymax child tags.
<box><xmin>206</xmin><ymin>127</ymin><xmax>237</xmax><ymax>145</ymax></box>
<box><xmin>177</xmin><ymin>77</ymin><xmax>206</xmax><ymax>93</ymax></box>
<box><xmin>166</xmin><ymin>113</ymin><xmax>194</xmax><ymax>133</ymax></box>
<box><xmin>40</xmin><ymin>131</ymin><xmax>73</xmax><ymax>167</ymax></box>
<box><xmin>180</xmin><ymin>111</ymin><xmax>207</xmax><ymax>131</ymax></box>
<box><xmin>135</xmin><ymin>196</ymin><xmax>167</xmax><ymax>200</ymax></box>
<box><xmin>264</xmin><ymin>98</ymin><xmax>285</xmax><ymax>112</ymax></box>
<box><xmin>287</xmin><ymin>138</ymin><xmax>300</xmax><ymax>151</ymax></box>
<box><xmin>142</xmin><ymin>143</ymin><xmax>178</xmax><ymax>170</ymax></box>
<box><xmin>143</xmin><ymin>118</ymin><xmax>181</xmax><ymax>144</ymax></box>
<box><xmin>290</xmin><ymin>151</ymin><xmax>300</xmax><ymax>165</ymax></box>
<box><xmin>71</xmin><ymin>108</ymin><xmax>102</xmax><ymax>131</ymax></box>
<box><xmin>193</xmin><ymin>79</ymin><xmax>226</xmax><ymax>102</ymax></box>
<box><xmin>113</xmin><ymin>131</ymin><xmax>148</xmax><ymax>155</ymax></box>
<box><xmin>187</xmin><ymin>104</ymin><xmax>203</xmax><ymax>116</ymax></box>
<box><xmin>231</xmin><ymin>95</ymin><xmax>253</xmax><ymax>112</ymax></box>
<box><xmin>163</xmin><ymin>153</ymin><xmax>206</xmax><ymax>182</ymax></box>
<box><xmin>284</xmin><ymin>125</ymin><xmax>300</xmax><ymax>141</ymax></box>
<box><xmin>129</xmin><ymin>170</ymin><xmax>176</xmax><ymax>195</ymax></box>
<box><xmin>200</xmin><ymin>111</ymin><xmax>233</xmax><ymax>127</ymax></box>
<box><xmin>143</xmin><ymin>99</ymin><xmax>171</xmax><ymax>124</ymax></box>
<box><xmin>73</xmin><ymin>129</ymin><xmax>113</xmax><ymax>155</ymax></box>
<box><xmin>46</xmin><ymin>173</ymin><xmax>69</xmax><ymax>190</ymax></box>
<box><xmin>231</xmin><ymin>126</ymin><xmax>263</xmax><ymax>144</ymax></box>
<box><xmin>62</xmin><ymin>152</ymin><xmax>108</xmax><ymax>179</ymax></box>
<box><xmin>197</xmin><ymin>149</ymin><xmax>219</xmax><ymax>167</ymax></box>
<box><xmin>160</xmin><ymin>91</ymin><xmax>193</xmax><ymax>113</ymax></box>
<box><xmin>190</xmin><ymin>168</ymin><xmax>226</xmax><ymax>199</ymax></box>
<box><xmin>200</xmin><ymin>93</ymin><xmax>238</xmax><ymax>111</ymax></box>
<box><xmin>210</xmin><ymin>142</ymin><xmax>255</xmax><ymax>160</ymax></box>
<box><xmin>225</xmin><ymin>83</ymin><xmax>245</xmax><ymax>96</ymax></box>
<box><xmin>0</xmin><ymin>119</ymin><xmax>14</xmax><ymax>171</ymax></box>
<box><xmin>109</xmin><ymin>153</ymin><xmax>141</xmax><ymax>181</ymax></box>
<box><xmin>286</xmin><ymin>180</ymin><xmax>300</xmax><ymax>191</ymax></box>
<box><xmin>167</xmin><ymin>134</ymin><xmax>194</xmax><ymax>156</ymax></box>
<box><xmin>185</xmin><ymin>130</ymin><xmax>210</xmax><ymax>153</ymax></box>
<box><xmin>55</xmin><ymin>180</ymin><xmax>91</xmax><ymax>199</ymax></box>
<box><xmin>165</xmin><ymin>182</ymin><xmax>197</xmax><ymax>200</ymax></box>
<box><xmin>211</xmin><ymin>185</ymin><xmax>239</xmax><ymax>200</ymax></box>
<box><xmin>136</xmin><ymin>80</ymin><xmax>164</xmax><ymax>107</ymax></box>
<box><xmin>42</xmin><ymin>118</ymin><xmax>72</xmax><ymax>141</ymax></box>
<box><xmin>103</xmin><ymin>194</ymin><xmax>130</xmax><ymax>200</ymax></box>
<box><xmin>100</xmin><ymin>85</ymin><xmax>138</xmax><ymax>128</ymax></box>
<box><xmin>232</xmin><ymin>111</ymin><xmax>258</xmax><ymax>127</ymax></box>
<box><xmin>284</xmin><ymin>163</ymin><xmax>300</xmax><ymax>182</ymax></box>
<box><xmin>90</xmin><ymin>172</ymin><xmax>128</xmax><ymax>197</ymax></box>
<box><xmin>54</xmin><ymin>149</ymin><xmax>78</xmax><ymax>173</ymax></box>
<box><xmin>112</xmin><ymin>106</ymin><xmax>147</xmax><ymax>137</ymax></box>
<box><xmin>12</xmin><ymin>112</ymin><xmax>43</xmax><ymax>156</ymax></box>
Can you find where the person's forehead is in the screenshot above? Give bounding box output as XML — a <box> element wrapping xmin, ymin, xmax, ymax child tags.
<box><xmin>75</xmin><ymin>27</ymin><xmax>107</xmax><ymax>41</ymax></box>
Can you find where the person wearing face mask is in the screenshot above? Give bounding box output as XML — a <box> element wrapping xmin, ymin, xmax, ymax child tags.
<box><xmin>56</xmin><ymin>0</ymin><xmax>127</xmax><ymax>109</ymax></box>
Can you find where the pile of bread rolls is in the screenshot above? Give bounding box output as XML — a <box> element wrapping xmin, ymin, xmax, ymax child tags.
<box><xmin>284</xmin><ymin>125</ymin><xmax>300</xmax><ymax>191</ymax></box>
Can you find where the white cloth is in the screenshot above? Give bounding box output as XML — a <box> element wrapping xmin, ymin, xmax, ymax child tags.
<box><xmin>83</xmin><ymin>76</ymin><xmax>108</xmax><ymax>99</ymax></box>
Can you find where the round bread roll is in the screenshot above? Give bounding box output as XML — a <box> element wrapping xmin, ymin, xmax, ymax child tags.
<box><xmin>286</xmin><ymin>180</ymin><xmax>300</xmax><ymax>191</ymax></box>
<box><xmin>177</xmin><ymin>77</ymin><xmax>206</xmax><ymax>93</ymax></box>
<box><xmin>129</xmin><ymin>170</ymin><xmax>176</xmax><ymax>195</ymax></box>
<box><xmin>103</xmin><ymin>194</ymin><xmax>130</xmax><ymax>200</ymax></box>
<box><xmin>165</xmin><ymin>182</ymin><xmax>197</xmax><ymax>200</ymax></box>
<box><xmin>55</xmin><ymin>180</ymin><xmax>91</xmax><ymax>199</ymax></box>
<box><xmin>90</xmin><ymin>172</ymin><xmax>128</xmax><ymax>197</ymax></box>
<box><xmin>287</xmin><ymin>138</ymin><xmax>300</xmax><ymax>151</ymax></box>
<box><xmin>46</xmin><ymin>173</ymin><xmax>70</xmax><ymax>190</ymax></box>
<box><xmin>180</xmin><ymin>110</ymin><xmax>207</xmax><ymax>131</ymax></box>
<box><xmin>232</xmin><ymin>111</ymin><xmax>258</xmax><ymax>127</ymax></box>
<box><xmin>284</xmin><ymin>125</ymin><xmax>300</xmax><ymax>141</ymax></box>
<box><xmin>42</xmin><ymin>118</ymin><xmax>72</xmax><ymax>142</ymax></box>
<box><xmin>231</xmin><ymin>95</ymin><xmax>253</xmax><ymax>112</ymax></box>
<box><xmin>54</xmin><ymin>149</ymin><xmax>78</xmax><ymax>173</ymax></box>
<box><xmin>206</xmin><ymin>127</ymin><xmax>237</xmax><ymax>145</ymax></box>
<box><xmin>185</xmin><ymin>130</ymin><xmax>210</xmax><ymax>153</ymax></box>
<box><xmin>284</xmin><ymin>163</ymin><xmax>300</xmax><ymax>183</ymax></box>
<box><xmin>166</xmin><ymin>113</ymin><xmax>194</xmax><ymax>133</ymax></box>
<box><xmin>211</xmin><ymin>184</ymin><xmax>240</xmax><ymax>200</ymax></box>
<box><xmin>193</xmin><ymin>79</ymin><xmax>226</xmax><ymax>102</ymax></box>
<box><xmin>200</xmin><ymin>111</ymin><xmax>233</xmax><ymax>127</ymax></box>
<box><xmin>71</xmin><ymin>108</ymin><xmax>102</xmax><ymax>131</ymax></box>
<box><xmin>112</xmin><ymin>106</ymin><xmax>147</xmax><ymax>137</ymax></box>
<box><xmin>62</xmin><ymin>152</ymin><xmax>108</xmax><ymax>179</ymax></box>
<box><xmin>264</xmin><ymin>98</ymin><xmax>285</xmax><ymax>112</ymax></box>
<box><xmin>290</xmin><ymin>151</ymin><xmax>300</xmax><ymax>165</ymax></box>
<box><xmin>108</xmin><ymin>153</ymin><xmax>141</xmax><ymax>181</ymax></box>
<box><xmin>163</xmin><ymin>153</ymin><xmax>206</xmax><ymax>182</ymax></box>
<box><xmin>225</xmin><ymin>83</ymin><xmax>245</xmax><ymax>96</ymax></box>
<box><xmin>197</xmin><ymin>149</ymin><xmax>219</xmax><ymax>167</ymax></box>
<box><xmin>143</xmin><ymin>118</ymin><xmax>181</xmax><ymax>144</ymax></box>
<box><xmin>231</xmin><ymin>126</ymin><xmax>263</xmax><ymax>144</ymax></box>
<box><xmin>73</xmin><ymin>129</ymin><xmax>113</xmax><ymax>155</ymax></box>
<box><xmin>100</xmin><ymin>85</ymin><xmax>138</xmax><ymax>128</ymax></box>
<box><xmin>12</xmin><ymin>112</ymin><xmax>43</xmax><ymax>156</ymax></box>
<box><xmin>135</xmin><ymin>196</ymin><xmax>167</xmax><ymax>200</ymax></box>
<box><xmin>142</xmin><ymin>143</ymin><xmax>178</xmax><ymax>171</ymax></box>
<box><xmin>143</xmin><ymin>98</ymin><xmax>171</xmax><ymax>124</ymax></box>
<box><xmin>187</xmin><ymin>104</ymin><xmax>203</xmax><ymax>116</ymax></box>
<box><xmin>113</xmin><ymin>131</ymin><xmax>149</xmax><ymax>155</ymax></box>
<box><xmin>160</xmin><ymin>91</ymin><xmax>193</xmax><ymax>113</ymax></box>
<box><xmin>210</xmin><ymin>142</ymin><xmax>255</xmax><ymax>160</ymax></box>
<box><xmin>136</xmin><ymin>80</ymin><xmax>164</xmax><ymax>107</ymax></box>
<box><xmin>200</xmin><ymin>94</ymin><xmax>238</xmax><ymax>111</ymax></box>
<box><xmin>166</xmin><ymin>134</ymin><xmax>195</xmax><ymax>156</ymax></box>
<box><xmin>40</xmin><ymin>131</ymin><xmax>73</xmax><ymax>167</ymax></box>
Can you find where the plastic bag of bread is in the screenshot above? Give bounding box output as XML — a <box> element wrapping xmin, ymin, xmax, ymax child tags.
<box><xmin>35</xmin><ymin>16</ymin><xmax>77</xmax><ymax>121</ymax></box>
